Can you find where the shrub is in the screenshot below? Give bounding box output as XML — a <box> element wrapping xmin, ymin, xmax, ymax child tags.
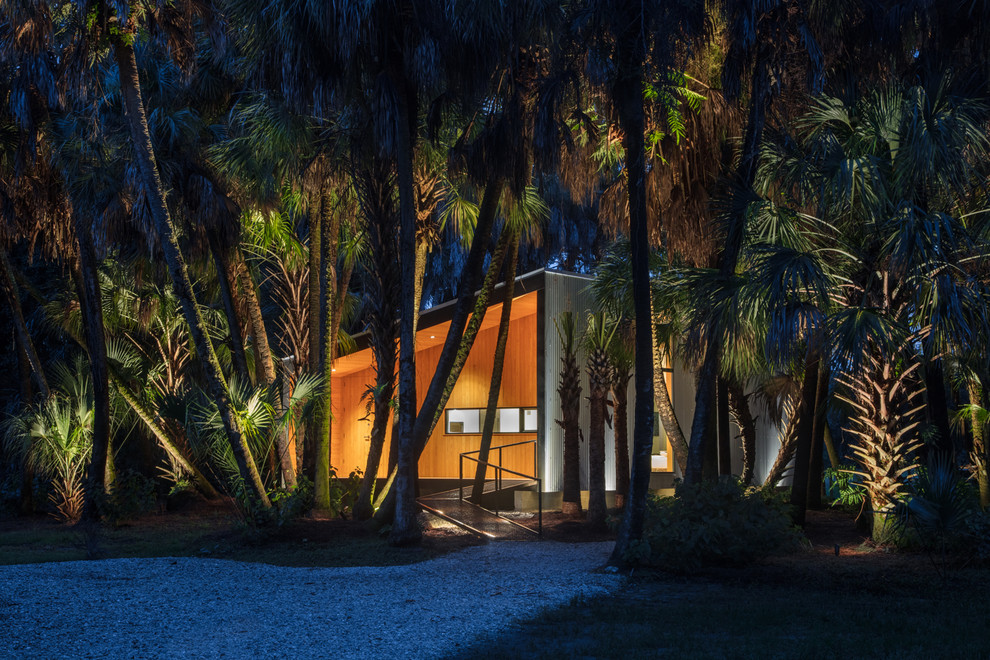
<box><xmin>625</xmin><ymin>478</ymin><xmax>805</xmax><ymax>571</ymax></box>
<box><xmin>894</xmin><ymin>453</ymin><xmax>979</xmax><ymax>556</ymax></box>
<box><xmin>102</xmin><ymin>470</ymin><xmax>157</xmax><ymax>523</ymax></box>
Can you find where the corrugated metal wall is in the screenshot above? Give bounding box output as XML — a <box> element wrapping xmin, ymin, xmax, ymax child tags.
<box><xmin>541</xmin><ymin>271</ymin><xmax>593</xmax><ymax>492</ymax></box>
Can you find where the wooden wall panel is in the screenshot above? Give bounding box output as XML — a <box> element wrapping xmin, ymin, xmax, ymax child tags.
<box><xmin>330</xmin><ymin>312</ymin><xmax>539</xmax><ymax>480</ymax></box>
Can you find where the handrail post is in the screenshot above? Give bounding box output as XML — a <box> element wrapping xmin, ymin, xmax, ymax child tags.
<box><xmin>459</xmin><ymin>454</ymin><xmax>463</xmax><ymax>503</ymax></box>
<box><xmin>538</xmin><ymin>477</ymin><xmax>542</xmax><ymax>535</ymax></box>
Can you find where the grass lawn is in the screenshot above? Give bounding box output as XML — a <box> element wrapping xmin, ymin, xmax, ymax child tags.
<box><xmin>451</xmin><ymin>510</ymin><xmax>990</xmax><ymax>659</ymax></box>
<box><xmin>0</xmin><ymin>497</ymin><xmax>481</xmax><ymax>567</ymax></box>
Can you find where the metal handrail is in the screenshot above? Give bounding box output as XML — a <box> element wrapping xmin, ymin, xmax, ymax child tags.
<box><xmin>459</xmin><ymin>440</ymin><xmax>541</xmax><ymax>535</ymax></box>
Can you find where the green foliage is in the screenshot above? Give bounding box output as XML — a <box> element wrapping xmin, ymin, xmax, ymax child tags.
<box><xmin>102</xmin><ymin>470</ymin><xmax>157</xmax><ymax>523</ymax></box>
<box><xmin>269</xmin><ymin>475</ymin><xmax>314</xmax><ymax>525</ymax></box>
<box><xmin>894</xmin><ymin>453</ymin><xmax>979</xmax><ymax>555</ymax></box>
<box><xmin>824</xmin><ymin>465</ymin><xmax>866</xmax><ymax>508</ymax></box>
<box><xmin>626</xmin><ymin>479</ymin><xmax>805</xmax><ymax>571</ymax></box>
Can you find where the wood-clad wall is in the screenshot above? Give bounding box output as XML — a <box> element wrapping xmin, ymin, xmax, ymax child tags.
<box><xmin>331</xmin><ymin>313</ymin><xmax>539</xmax><ymax>479</ymax></box>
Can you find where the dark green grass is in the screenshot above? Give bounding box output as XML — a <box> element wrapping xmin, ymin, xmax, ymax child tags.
<box><xmin>452</xmin><ymin>556</ymin><xmax>990</xmax><ymax>659</ymax></box>
<box><xmin>0</xmin><ymin>502</ymin><xmax>480</xmax><ymax>567</ymax></box>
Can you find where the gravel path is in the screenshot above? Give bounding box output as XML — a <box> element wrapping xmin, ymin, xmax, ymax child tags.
<box><xmin>0</xmin><ymin>541</ymin><xmax>621</xmax><ymax>659</ymax></box>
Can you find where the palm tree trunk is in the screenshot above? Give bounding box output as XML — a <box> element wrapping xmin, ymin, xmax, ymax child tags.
<box><xmin>685</xmin><ymin>51</ymin><xmax>770</xmax><ymax>485</ymax></box>
<box><xmin>304</xmin><ymin>196</ymin><xmax>323</xmax><ymax>481</ymax></box>
<box><xmin>16</xmin><ymin>340</ymin><xmax>34</xmax><ymax>514</ymax></box>
<box><xmin>586</xmin><ymin>380</ymin><xmax>608</xmax><ymax>530</ymax></box>
<box><xmin>471</xmin><ymin>231</ymin><xmax>519</xmax><ymax>504</ymax></box>
<box><xmin>790</xmin><ymin>356</ymin><xmax>820</xmax><ymax>526</ymax></box>
<box><xmin>610</xmin><ymin>30</ymin><xmax>656</xmax><ymax>564</ymax></box>
<box><xmin>613</xmin><ymin>371</ymin><xmax>631</xmax><ymax>509</ymax></box>
<box><xmin>726</xmin><ymin>380</ymin><xmax>756</xmax><ymax>484</ymax></box>
<box><xmin>717</xmin><ymin>376</ymin><xmax>731</xmax><ymax>475</ymax></box>
<box><xmin>315</xmin><ymin>192</ymin><xmax>341</xmax><ymax>511</ymax></box>
<box><xmin>764</xmin><ymin>398</ymin><xmax>802</xmax><ymax>489</ymax></box>
<box><xmin>208</xmin><ymin>236</ymin><xmax>250</xmax><ymax>385</ymax></box>
<box><xmin>652</xmin><ymin>319</ymin><xmax>687</xmax><ymax>471</ymax></box>
<box><xmin>114</xmin><ymin>39</ymin><xmax>270</xmax><ymax>509</ymax></box>
<box><xmin>235</xmin><ymin>247</ymin><xmax>276</xmax><ymax>386</ymax></box>
<box><xmin>969</xmin><ymin>382</ymin><xmax>989</xmax><ymax>509</ymax></box>
<box><xmin>0</xmin><ymin>249</ymin><xmax>50</xmax><ymax>400</ymax></box>
<box><xmin>235</xmin><ymin>246</ymin><xmax>296</xmax><ymax>489</ymax></box>
<box><xmin>109</xmin><ymin>372</ymin><xmax>220</xmax><ymax>499</ymax></box>
<box><xmin>806</xmin><ymin>366</ymin><xmax>828</xmax><ymax>509</ymax></box>
<box><xmin>72</xmin><ymin>220</ymin><xmax>111</xmax><ymax>520</ymax></box>
<box><xmin>390</xmin><ymin>80</ymin><xmax>423</xmax><ymax>546</ymax></box>
<box><xmin>379</xmin><ymin>180</ymin><xmax>505</xmax><ymax>531</ymax></box>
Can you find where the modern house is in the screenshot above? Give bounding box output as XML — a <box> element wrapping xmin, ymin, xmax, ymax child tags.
<box><xmin>329</xmin><ymin>268</ymin><xmax>781</xmax><ymax>507</ymax></box>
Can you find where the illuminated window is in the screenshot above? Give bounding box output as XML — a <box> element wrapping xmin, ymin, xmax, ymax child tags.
<box><xmin>445</xmin><ymin>407</ymin><xmax>538</xmax><ymax>434</ymax></box>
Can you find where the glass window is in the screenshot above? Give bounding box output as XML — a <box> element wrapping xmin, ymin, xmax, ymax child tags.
<box><xmin>444</xmin><ymin>407</ymin><xmax>537</xmax><ymax>434</ymax></box>
<box><xmin>445</xmin><ymin>409</ymin><xmax>481</xmax><ymax>434</ymax></box>
<box><xmin>522</xmin><ymin>408</ymin><xmax>538</xmax><ymax>432</ymax></box>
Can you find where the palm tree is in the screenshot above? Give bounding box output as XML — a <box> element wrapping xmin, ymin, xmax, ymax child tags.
<box><xmin>554</xmin><ymin>311</ymin><xmax>583</xmax><ymax>517</ymax></box>
<box><xmin>584</xmin><ymin>311</ymin><xmax>617</xmax><ymax>529</ymax></box>
<box><xmin>755</xmin><ymin>80</ymin><xmax>990</xmax><ymax>540</ymax></box>
<box><xmin>609</xmin><ymin>330</ymin><xmax>634</xmax><ymax>509</ymax></box>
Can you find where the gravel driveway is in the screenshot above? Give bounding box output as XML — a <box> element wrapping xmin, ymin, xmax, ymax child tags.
<box><xmin>0</xmin><ymin>541</ymin><xmax>621</xmax><ymax>659</ymax></box>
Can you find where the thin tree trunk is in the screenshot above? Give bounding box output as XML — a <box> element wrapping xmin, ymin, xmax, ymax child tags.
<box><xmin>610</xmin><ymin>30</ymin><xmax>656</xmax><ymax>564</ymax></box>
<box><xmin>72</xmin><ymin>221</ymin><xmax>111</xmax><ymax>520</ymax></box>
<box><xmin>390</xmin><ymin>79</ymin><xmax>423</xmax><ymax>546</ymax></box>
<box><xmin>726</xmin><ymin>381</ymin><xmax>756</xmax><ymax>484</ymax></box>
<box><xmin>471</xmin><ymin>231</ymin><xmax>519</xmax><ymax>504</ymax></box>
<box><xmin>114</xmin><ymin>39</ymin><xmax>270</xmax><ymax>509</ymax></box>
<box><xmin>377</xmin><ymin>185</ymin><xmax>507</xmax><ymax>529</ymax></box>
<box><xmin>924</xmin><ymin>359</ymin><xmax>954</xmax><ymax>455</ymax></box>
<box><xmin>0</xmin><ymin>249</ymin><xmax>50</xmax><ymax>400</ymax></box>
<box><xmin>109</xmin><ymin>372</ymin><xmax>220</xmax><ymax>499</ymax></box>
<box><xmin>237</xmin><ymin>238</ymin><xmax>296</xmax><ymax>491</ymax></box>
<box><xmin>791</xmin><ymin>356</ymin><xmax>820</xmax><ymax>526</ymax></box>
<box><xmin>16</xmin><ymin>338</ymin><xmax>34</xmax><ymax>514</ymax></box>
<box><xmin>806</xmin><ymin>366</ymin><xmax>828</xmax><ymax>509</ymax></box>
<box><xmin>685</xmin><ymin>52</ymin><xmax>770</xmax><ymax>485</ymax></box>
<box><xmin>208</xmin><ymin>236</ymin><xmax>250</xmax><ymax>385</ymax></box>
<box><xmin>969</xmin><ymin>382</ymin><xmax>989</xmax><ymax>509</ymax></box>
<box><xmin>613</xmin><ymin>369</ymin><xmax>631</xmax><ymax>509</ymax></box>
<box><xmin>235</xmin><ymin>248</ymin><xmax>276</xmax><ymax>386</ymax></box>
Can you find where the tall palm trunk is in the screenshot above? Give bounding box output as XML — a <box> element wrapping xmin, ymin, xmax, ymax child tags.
<box><xmin>381</xmin><ymin>180</ymin><xmax>505</xmax><ymax>532</ymax></box>
<box><xmin>109</xmin><ymin>372</ymin><xmax>219</xmax><ymax>499</ymax></box>
<box><xmin>207</xmin><ymin>236</ymin><xmax>250</xmax><ymax>385</ymax></box>
<box><xmin>471</xmin><ymin>230</ymin><xmax>519</xmax><ymax>504</ymax></box>
<box><xmin>72</xmin><ymin>218</ymin><xmax>111</xmax><ymax>519</ymax></box>
<box><xmin>612</xmin><ymin>364</ymin><xmax>631</xmax><ymax>509</ymax></box>
<box><xmin>610</xmin><ymin>31</ymin><xmax>656</xmax><ymax>564</ymax></box>
<box><xmin>235</xmin><ymin>248</ymin><xmax>276</xmax><ymax>386</ymax></box>
<box><xmin>969</xmin><ymin>382</ymin><xmax>989</xmax><ymax>509</ymax></box>
<box><xmin>235</xmin><ymin>247</ymin><xmax>296</xmax><ymax>489</ymax></box>
<box><xmin>114</xmin><ymin>39</ymin><xmax>270</xmax><ymax>509</ymax></box>
<box><xmin>303</xmin><ymin>196</ymin><xmax>323</xmax><ymax>480</ymax></box>
<box><xmin>390</xmin><ymin>80</ymin><xmax>422</xmax><ymax>546</ymax></box>
<box><xmin>685</xmin><ymin>52</ymin><xmax>770</xmax><ymax>485</ymax></box>
<box><xmin>315</xmin><ymin>192</ymin><xmax>341</xmax><ymax>511</ymax></box>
